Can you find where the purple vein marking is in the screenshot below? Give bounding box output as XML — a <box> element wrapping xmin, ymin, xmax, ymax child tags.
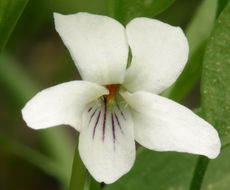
<box><xmin>92</xmin><ymin>111</ymin><xmax>101</xmax><ymax>139</ymax></box>
<box><xmin>88</xmin><ymin>107</ymin><xmax>93</xmax><ymax>112</ymax></box>
<box><xmin>111</xmin><ymin>113</ymin><xmax>116</xmax><ymax>143</ymax></box>
<box><xmin>102</xmin><ymin>98</ymin><xmax>107</xmax><ymax>141</ymax></box>
<box><xmin>115</xmin><ymin>113</ymin><xmax>124</xmax><ymax>134</ymax></box>
<box><xmin>89</xmin><ymin>109</ymin><xmax>97</xmax><ymax>125</ymax></box>
<box><xmin>116</xmin><ymin>101</ymin><xmax>126</xmax><ymax>120</ymax></box>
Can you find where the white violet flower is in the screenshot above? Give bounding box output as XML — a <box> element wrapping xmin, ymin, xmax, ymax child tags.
<box><xmin>22</xmin><ymin>12</ymin><xmax>221</xmax><ymax>184</ymax></box>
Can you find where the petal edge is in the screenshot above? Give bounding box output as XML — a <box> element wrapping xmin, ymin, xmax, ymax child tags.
<box><xmin>22</xmin><ymin>81</ymin><xmax>108</xmax><ymax>131</ymax></box>
<box><xmin>124</xmin><ymin>18</ymin><xmax>189</xmax><ymax>94</ymax></box>
<box><xmin>79</xmin><ymin>101</ymin><xmax>136</xmax><ymax>183</ymax></box>
<box><xmin>121</xmin><ymin>90</ymin><xmax>221</xmax><ymax>159</ymax></box>
<box><xmin>54</xmin><ymin>12</ymin><xmax>128</xmax><ymax>85</ymax></box>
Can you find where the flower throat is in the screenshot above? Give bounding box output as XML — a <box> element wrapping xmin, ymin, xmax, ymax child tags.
<box><xmin>104</xmin><ymin>84</ymin><xmax>118</xmax><ymax>101</ymax></box>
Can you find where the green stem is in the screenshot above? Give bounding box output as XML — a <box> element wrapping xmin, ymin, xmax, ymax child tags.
<box><xmin>69</xmin><ymin>133</ymin><xmax>87</xmax><ymax>190</ymax></box>
<box><xmin>189</xmin><ymin>156</ymin><xmax>210</xmax><ymax>190</ymax></box>
<box><xmin>89</xmin><ymin>175</ymin><xmax>101</xmax><ymax>190</ymax></box>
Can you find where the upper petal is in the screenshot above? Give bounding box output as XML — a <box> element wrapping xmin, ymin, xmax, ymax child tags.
<box><xmin>124</xmin><ymin>18</ymin><xmax>189</xmax><ymax>94</ymax></box>
<box><xmin>121</xmin><ymin>91</ymin><xmax>221</xmax><ymax>159</ymax></box>
<box><xmin>22</xmin><ymin>81</ymin><xmax>108</xmax><ymax>131</ymax></box>
<box><xmin>79</xmin><ymin>99</ymin><xmax>135</xmax><ymax>184</ymax></box>
<box><xmin>54</xmin><ymin>12</ymin><xmax>128</xmax><ymax>85</ymax></box>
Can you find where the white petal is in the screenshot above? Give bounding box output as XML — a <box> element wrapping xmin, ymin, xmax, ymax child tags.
<box><xmin>22</xmin><ymin>81</ymin><xmax>108</xmax><ymax>131</ymax></box>
<box><xmin>121</xmin><ymin>91</ymin><xmax>221</xmax><ymax>159</ymax></box>
<box><xmin>54</xmin><ymin>12</ymin><xmax>128</xmax><ymax>85</ymax></box>
<box><xmin>124</xmin><ymin>18</ymin><xmax>189</xmax><ymax>94</ymax></box>
<box><xmin>79</xmin><ymin>100</ymin><xmax>135</xmax><ymax>184</ymax></box>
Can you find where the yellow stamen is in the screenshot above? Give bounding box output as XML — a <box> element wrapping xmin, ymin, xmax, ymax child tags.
<box><xmin>104</xmin><ymin>84</ymin><xmax>118</xmax><ymax>101</ymax></box>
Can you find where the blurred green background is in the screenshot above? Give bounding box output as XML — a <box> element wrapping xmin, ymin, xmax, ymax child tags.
<box><xmin>1</xmin><ymin>0</ymin><xmax>230</xmax><ymax>189</ymax></box>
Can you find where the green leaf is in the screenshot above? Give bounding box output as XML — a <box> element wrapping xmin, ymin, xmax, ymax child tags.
<box><xmin>0</xmin><ymin>0</ymin><xmax>29</xmax><ymax>52</ymax></box>
<box><xmin>201</xmin><ymin>2</ymin><xmax>230</xmax><ymax>143</ymax></box>
<box><xmin>105</xmin><ymin>149</ymin><xmax>197</xmax><ymax>190</ymax></box>
<box><xmin>216</xmin><ymin>0</ymin><xmax>230</xmax><ymax>17</ymax></box>
<box><xmin>162</xmin><ymin>0</ymin><xmax>217</xmax><ymax>102</ymax></box>
<box><xmin>202</xmin><ymin>144</ymin><xmax>230</xmax><ymax>189</ymax></box>
<box><xmin>106</xmin><ymin>0</ymin><xmax>175</xmax><ymax>25</ymax></box>
<box><xmin>98</xmin><ymin>143</ymin><xmax>230</xmax><ymax>190</ymax></box>
<box><xmin>103</xmin><ymin>143</ymin><xmax>230</xmax><ymax>190</ymax></box>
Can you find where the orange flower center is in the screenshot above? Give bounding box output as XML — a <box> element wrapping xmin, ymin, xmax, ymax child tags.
<box><xmin>104</xmin><ymin>84</ymin><xmax>118</xmax><ymax>101</ymax></box>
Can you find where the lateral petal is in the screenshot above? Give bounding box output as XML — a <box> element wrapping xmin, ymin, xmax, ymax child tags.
<box><xmin>22</xmin><ymin>81</ymin><xmax>108</xmax><ymax>131</ymax></box>
<box><xmin>121</xmin><ymin>90</ymin><xmax>221</xmax><ymax>159</ymax></box>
